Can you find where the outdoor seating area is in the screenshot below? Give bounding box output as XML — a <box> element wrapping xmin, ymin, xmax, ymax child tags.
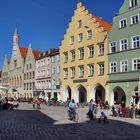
<box><xmin>111</xmin><ymin>103</ymin><xmax>140</xmax><ymax>119</ymax></box>
<box><xmin>0</xmin><ymin>97</ymin><xmax>19</xmax><ymax>110</ymax></box>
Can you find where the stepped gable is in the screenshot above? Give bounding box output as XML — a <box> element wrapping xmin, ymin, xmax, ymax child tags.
<box><xmin>61</xmin><ymin>2</ymin><xmax>112</xmax><ymax>46</ymax></box>
<box><xmin>77</xmin><ymin>2</ymin><xmax>112</xmax><ymax>31</ymax></box>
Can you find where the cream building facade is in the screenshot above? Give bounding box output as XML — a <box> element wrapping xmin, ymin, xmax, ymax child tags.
<box><xmin>2</xmin><ymin>56</ymin><xmax>10</xmax><ymax>88</ymax></box>
<box><xmin>60</xmin><ymin>2</ymin><xmax>111</xmax><ymax>103</ymax></box>
<box><xmin>8</xmin><ymin>30</ymin><xmax>25</xmax><ymax>98</ymax></box>
<box><xmin>0</xmin><ymin>70</ymin><xmax>8</xmax><ymax>98</ymax></box>
<box><xmin>24</xmin><ymin>44</ymin><xmax>40</xmax><ymax>99</ymax></box>
<box><xmin>4</xmin><ymin>30</ymin><xmax>40</xmax><ymax>99</ymax></box>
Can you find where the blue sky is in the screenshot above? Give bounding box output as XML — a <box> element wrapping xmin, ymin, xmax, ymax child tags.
<box><xmin>0</xmin><ymin>0</ymin><xmax>124</xmax><ymax>69</ymax></box>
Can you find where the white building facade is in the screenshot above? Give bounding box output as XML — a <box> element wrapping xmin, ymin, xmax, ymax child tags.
<box><xmin>24</xmin><ymin>44</ymin><xmax>40</xmax><ymax>99</ymax></box>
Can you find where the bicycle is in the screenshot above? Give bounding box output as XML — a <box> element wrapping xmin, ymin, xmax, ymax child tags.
<box><xmin>68</xmin><ymin>108</ymin><xmax>79</xmax><ymax>122</ymax></box>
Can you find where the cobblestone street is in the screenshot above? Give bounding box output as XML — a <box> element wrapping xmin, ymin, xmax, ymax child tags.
<box><xmin>0</xmin><ymin>103</ymin><xmax>140</xmax><ymax>140</ymax></box>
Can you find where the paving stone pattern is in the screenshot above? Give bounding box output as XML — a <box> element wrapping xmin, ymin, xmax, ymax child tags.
<box><xmin>0</xmin><ymin>103</ymin><xmax>140</xmax><ymax>140</ymax></box>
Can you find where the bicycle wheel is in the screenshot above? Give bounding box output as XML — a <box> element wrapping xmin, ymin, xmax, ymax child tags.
<box><xmin>74</xmin><ymin>112</ymin><xmax>79</xmax><ymax>122</ymax></box>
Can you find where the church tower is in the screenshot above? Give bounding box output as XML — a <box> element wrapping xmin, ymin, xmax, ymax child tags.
<box><xmin>13</xmin><ymin>28</ymin><xmax>19</xmax><ymax>50</ymax></box>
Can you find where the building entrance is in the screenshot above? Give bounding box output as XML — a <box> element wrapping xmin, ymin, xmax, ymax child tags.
<box><xmin>78</xmin><ymin>86</ymin><xmax>87</xmax><ymax>103</ymax></box>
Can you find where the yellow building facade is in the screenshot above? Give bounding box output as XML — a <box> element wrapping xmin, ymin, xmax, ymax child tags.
<box><xmin>60</xmin><ymin>2</ymin><xmax>111</xmax><ymax>103</ymax></box>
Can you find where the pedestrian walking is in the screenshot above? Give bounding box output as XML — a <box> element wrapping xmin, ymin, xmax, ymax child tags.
<box><xmin>36</xmin><ymin>98</ymin><xmax>41</xmax><ymax>109</ymax></box>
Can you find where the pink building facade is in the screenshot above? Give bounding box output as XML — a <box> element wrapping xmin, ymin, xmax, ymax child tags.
<box><xmin>35</xmin><ymin>52</ymin><xmax>51</xmax><ymax>100</ymax></box>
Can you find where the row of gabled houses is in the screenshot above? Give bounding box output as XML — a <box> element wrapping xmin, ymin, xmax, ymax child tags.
<box><xmin>0</xmin><ymin>0</ymin><xmax>140</xmax><ymax>107</ymax></box>
<box><xmin>1</xmin><ymin>30</ymin><xmax>60</xmax><ymax>101</ymax></box>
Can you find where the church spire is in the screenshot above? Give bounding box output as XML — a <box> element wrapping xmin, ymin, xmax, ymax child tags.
<box><xmin>13</xmin><ymin>28</ymin><xmax>19</xmax><ymax>47</ymax></box>
<box><xmin>3</xmin><ymin>55</ymin><xmax>8</xmax><ymax>66</ymax></box>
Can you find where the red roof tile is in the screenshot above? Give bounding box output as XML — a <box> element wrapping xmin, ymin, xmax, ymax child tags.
<box><xmin>19</xmin><ymin>47</ymin><xmax>28</xmax><ymax>59</ymax></box>
<box><xmin>32</xmin><ymin>50</ymin><xmax>41</xmax><ymax>59</ymax></box>
<box><xmin>93</xmin><ymin>16</ymin><xmax>112</xmax><ymax>31</ymax></box>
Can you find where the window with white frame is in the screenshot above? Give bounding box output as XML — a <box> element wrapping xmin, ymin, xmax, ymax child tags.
<box><xmin>54</xmin><ymin>55</ymin><xmax>57</xmax><ymax>62</ymax></box>
<box><xmin>43</xmin><ymin>70</ymin><xmax>45</xmax><ymax>76</ymax></box>
<box><xmin>119</xmin><ymin>19</ymin><xmax>127</xmax><ymax>28</ymax></box>
<box><xmin>52</xmin><ymin>79</ymin><xmax>55</xmax><ymax>86</ymax></box>
<box><xmin>64</xmin><ymin>68</ymin><xmax>68</xmax><ymax>78</ymax></box>
<box><xmin>130</xmin><ymin>0</ymin><xmax>138</xmax><ymax>7</ymax></box>
<box><xmin>38</xmin><ymin>62</ymin><xmax>40</xmax><ymax>67</ymax></box>
<box><xmin>71</xmin><ymin>67</ymin><xmax>75</xmax><ymax>78</ymax></box>
<box><xmin>47</xmin><ymin>69</ymin><xmax>50</xmax><ymax>76</ymax></box>
<box><xmin>57</xmin><ymin>66</ymin><xmax>60</xmax><ymax>73</ymax></box>
<box><xmin>120</xmin><ymin>60</ymin><xmax>128</xmax><ymax>72</ymax></box>
<box><xmin>88</xmin><ymin>65</ymin><xmax>94</xmax><ymax>76</ymax></box>
<box><xmin>78</xmin><ymin>20</ymin><xmax>82</xmax><ymax>28</ymax></box>
<box><xmin>120</xmin><ymin>39</ymin><xmax>128</xmax><ymax>51</ymax></box>
<box><xmin>57</xmin><ymin>55</ymin><xmax>60</xmax><ymax>61</ymax></box>
<box><xmin>88</xmin><ymin>45</ymin><xmax>94</xmax><ymax>57</ymax></box>
<box><xmin>42</xmin><ymin>60</ymin><xmax>44</xmax><ymax>66</ymax></box>
<box><xmin>52</xmin><ymin>67</ymin><xmax>55</xmax><ymax>74</ymax></box>
<box><xmin>52</xmin><ymin>56</ymin><xmax>55</xmax><ymax>63</ymax></box>
<box><xmin>70</xmin><ymin>36</ymin><xmax>74</xmax><ymax>45</ymax></box>
<box><xmin>109</xmin><ymin>41</ymin><xmax>117</xmax><ymax>53</ymax></box>
<box><xmin>133</xmin><ymin>58</ymin><xmax>140</xmax><ymax>70</ymax></box>
<box><xmin>78</xmin><ymin>33</ymin><xmax>83</xmax><ymax>42</ymax></box>
<box><xmin>99</xmin><ymin>43</ymin><xmax>104</xmax><ymax>55</ymax></box>
<box><xmin>71</xmin><ymin>50</ymin><xmax>75</xmax><ymax>61</ymax></box>
<box><xmin>47</xmin><ymin>59</ymin><xmax>50</xmax><ymax>64</ymax></box>
<box><xmin>48</xmin><ymin>80</ymin><xmax>51</xmax><ymax>88</ymax></box>
<box><xmin>64</xmin><ymin>52</ymin><xmax>68</xmax><ymax>62</ymax></box>
<box><xmin>79</xmin><ymin>48</ymin><xmax>84</xmax><ymax>59</ymax></box>
<box><xmin>132</xmin><ymin>36</ymin><xmax>140</xmax><ymax>48</ymax></box>
<box><xmin>131</xmin><ymin>14</ymin><xmax>139</xmax><ymax>24</ymax></box>
<box><xmin>110</xmin><ymin>62</ymin><xmax>117</xmax><ymax>73</ymax></box>
<box><xmin>87</xmin><ymin>30</ymin><xmax>92</xmax><ymax>39</ymax></box>
<box><xmin>99</xmin><ymin>63</ymin><xmax>104</xmax><ymax>75</ymax></box>
<box><xmin>79</xmin><ymin>66</ymin><xmax>84</xmax><ymax>77</ymax></box>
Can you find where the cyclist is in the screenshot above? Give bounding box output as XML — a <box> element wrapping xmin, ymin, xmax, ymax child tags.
<box><xmin>68</xmin><ymin>99</ymin><xmax>78</xmax><ymax>120</ymax></box>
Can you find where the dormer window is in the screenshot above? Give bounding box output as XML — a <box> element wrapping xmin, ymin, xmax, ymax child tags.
<box><xmin>130</xmin><ymin>0</ymin><xmax>138</xmax><ymax>7</ymax></box>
